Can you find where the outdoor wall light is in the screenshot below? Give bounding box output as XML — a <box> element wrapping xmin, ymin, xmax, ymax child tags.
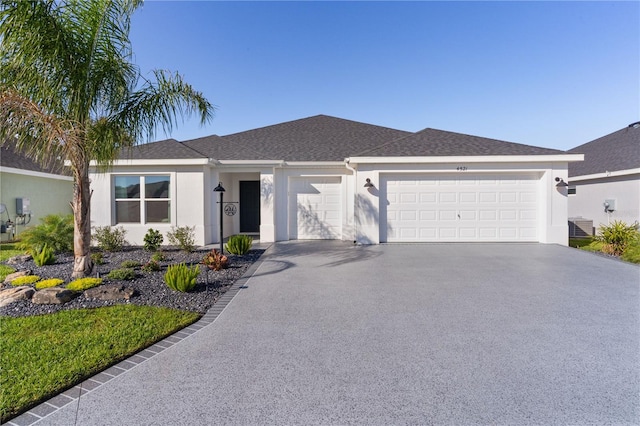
<box><xmin>213</xmin><ymin>182</ymin><xmax>226</xmax><ymax>253</ymax></box>
<box><xmin>555</xmin><ymin>177</ymin><xmax>568</xmax><ymax>187</ymax></box>
<box><xmin>364</xmin><ymin>178</ymin><xmax>375</xmax><ymax>188</ymax></box>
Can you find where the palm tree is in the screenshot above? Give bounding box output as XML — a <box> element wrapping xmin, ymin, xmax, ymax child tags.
<box><xmin>0</xmin><ymin>0</ymin><xmax>214</xmax><ymax>278</ymax></box>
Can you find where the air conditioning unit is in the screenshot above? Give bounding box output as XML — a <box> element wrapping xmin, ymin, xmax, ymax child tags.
<box><xmin>568</xmin><ymin>218</ymin><xmax>593</xmax><ymax>238</ymax></box>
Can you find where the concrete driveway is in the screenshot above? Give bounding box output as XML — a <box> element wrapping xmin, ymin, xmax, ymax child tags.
<box><xmin>27</xmin><ymin>242</ymin><xmax>639</xmax><ymax>425</ymax></box>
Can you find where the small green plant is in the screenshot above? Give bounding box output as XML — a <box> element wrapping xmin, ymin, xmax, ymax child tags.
<box><xmin>0</xmin><ymin>264</ymin><xmax>16</xmax><ymax>281</ymax></box>
<box><xmin>142</xmin><ymin>260</ymin><xmax>162</xmax><ymax>272</ymax></box>
<box><xmin>15</xmin><ymin>214</ymin><xmax>74</xmax><ymax>254</ymax></box>
<box><xmin>106</xmin><ymin>268</ymin><xmax>137</xmax><ymax>280</ymax></box>
<box><xmin>167</xmin><ymin>226</ymin><xmax>196</xmax><ymax>252</ymax></box>
<box><xmin>11</xmin><ymin>275</ymin><xmax>40</xmax><ymax>286</ymax></box>
<box><xmin>32</xmin><ymin>244</ymin><xmax>56</xmax><ymax>267</ymax></box>
<box><xmin>620</xmin><ymin>234</ymin><xmax>640</xmax><ymax>264</ymax></box>
<box><xmin>202</xmin><ymin>249</ymin><xmax>228</xmax><ymax>271</ymax></box>
<box><xmin>596</xmin><ymin>220</ymin><xmax>640</xmax><ymax>256</ymax></box>
<box><xmin>225</xmin><ymin>234</ymin><xmax>253</xmax><ymax>255</ymax></box>
<box><xmin>67</xmin><ymin>277</ymin><xmax>103</xmax><ymax>291</ymax></box>
<box><xmin>91</xmin><ymin>252</ymin><xmax>105</xmax><ymax>265</ymax></box>
<box><xmin>120</xmin><ymin>260</ymin><xmax>141</xmax><ymax>269</ymax></box>
<box><xmin>164</xmin><ymin>263</ymin><xmax>199</xmax><ymax>292</ymax></box>
<box><xmin>151</xmin><ymin>251</ymin><xmax>167</xmax><ymax>262</ymax></box>
<box><xmin>92</xmin><ymin>226</ymin><xmax>127</xmax><ymax>252</ymax></box>
<box><xmin>35</xmin><ymin>278</ymin><xmax>65</xmax><ymax>290</ymax></box>
<box><xmin>143</xmin><ymin>228</ymin><xmax>164</xmax><ymax>252</ymax></box>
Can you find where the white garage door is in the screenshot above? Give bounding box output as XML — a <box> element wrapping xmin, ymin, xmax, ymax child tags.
<box><xmin>289</xmin><ymin>177</ymin><xmax>342</xmax><ymax>239</ymax></box>
<box><xmin>382</xmin><ymin>174</ymin><xmax>539</xmax><ymax>242</ymax></box>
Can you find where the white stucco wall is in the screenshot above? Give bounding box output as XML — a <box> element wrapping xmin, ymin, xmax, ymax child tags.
<box><xmin>0</xmin><ymin>168</ymin><xmax>73</xmax><ymax>240</ymax></box>
<box><xmin>90</xmin><ymin>164</ymin><xmax>210</xmax><ymax>246</ymax></box>
<box><xmin>568</xmin><ymin>173</ymin><xmax>640</xmax><ymax>232</ymax></box>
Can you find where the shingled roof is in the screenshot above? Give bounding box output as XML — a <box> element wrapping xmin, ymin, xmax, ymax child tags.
<box><xmin>568</xmin><ymin>123</ymin><xmax>640</xmax><ymax>177</ymax></box>
<box><xmin>0</xmin><ymin>140</ymin><xmax>70</xmax><ymax>176</ymax></box>
<box><xmin>219</xmin><ymin>115</ymin><xmax>412</xmax><ymax>161</ymax></box>
<box><xmin>355</xmin><ymin>128</ymin><xmax>565</xmax><ymax>157</ymax></box>
<box><xmin>117</xmin><ymin>138</ymin><xmax>206</xmax><ymax>160</ymax></box>
<box><xmin>117</xmin><ymin>114</ymin><xmax>569</xmax><ymax>162</ymax></box>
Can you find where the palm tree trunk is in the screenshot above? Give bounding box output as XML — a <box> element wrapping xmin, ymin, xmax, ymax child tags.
<box><xmin>71</xmin><ymin>160</ymin><xmax>93</xmax><ymax>279</ymax></box>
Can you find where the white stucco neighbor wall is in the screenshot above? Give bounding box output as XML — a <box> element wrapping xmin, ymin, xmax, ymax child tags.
<box><xmin>0</xmin><ymin>168</ymin><xmax>73</xmax><ymax>240</ymax></box>
<box><xmin>568</xmin><ymin>171</ymin><xmax>640</xmax><ymax>230</ymax></box>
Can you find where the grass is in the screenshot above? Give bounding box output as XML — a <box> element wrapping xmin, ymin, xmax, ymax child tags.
<box><xmin>0</xmin><ymin>243</ymin><xmax>23</xmax><ymax>262</ymax></box>
<box><xmin>0</xmin><ymin>305</ymin><xmax>200</xmax><ymax>422</ymax></box>
<box><xmin>568</xmin><ymin>237</ymin><xmax>594</xmax><ymax>248</ymax></box>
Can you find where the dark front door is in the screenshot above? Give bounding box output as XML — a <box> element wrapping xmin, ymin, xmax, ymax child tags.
<box><xmin>240</xmin><ymin>181</ymin><xmax>260</xmax><ymax>233</ymax></box>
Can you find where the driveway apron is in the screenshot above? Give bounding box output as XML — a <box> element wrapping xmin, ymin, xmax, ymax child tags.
<box><xmin>27</xmin><ymin>242</ymin><xmax>639</xmax><ymax>425</ymax></box>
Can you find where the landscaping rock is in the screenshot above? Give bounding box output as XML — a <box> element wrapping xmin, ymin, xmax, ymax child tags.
<box><xmin>0</xmin><ymin>286</ymin><xmax>35</xmax><ymax>307</ymax></box>
<box><xmin>32</xmin><ymin>288</ymin><xmax>76</xmax><ymax>305</ymax></box>
<box><xmin>7</xmin><ymin>254</ymin><xmax>31</xmax><ymax>264</ymax></box>
<box><xmin>84</xmin><ymin>284</ymin><xmax>137</xmax><ymax>301</ymax></box>
<box><xmin>4</xmin><ymin>270</ymin><xmax>32</xmax><ymax>284</ymax></box>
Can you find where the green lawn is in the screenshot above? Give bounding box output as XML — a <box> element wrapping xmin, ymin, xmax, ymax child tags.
<box><xmin>0</xmin><ymin>243</ymin><xmax>23</xmax><ymax>262</ymax></box>
<box><xmin>0</xmin><ymin>305</ymin><xmax>200</xmax><ymax>422</ymax></box>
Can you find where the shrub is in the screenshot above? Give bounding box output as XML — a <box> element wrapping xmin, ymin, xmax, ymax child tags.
<box><xmin>11</xmin><ymin>275</ymin><xmax>40</xmax><ymax>286</ymax></box>
<box><xmin>202</xmin><ymin>249</ymin><xmax>228</xmax><ymax>271</ymax></box>
<box><xmin>151</xmin><ymin>251</ymin><xmax>167</xmax><ymax>262</ymax></box>
<box><xmin>596</xmin><ymin>221</ymin><xmax>640</xmax><ymax>256</ymax></box>
<box><xmin>164</xmin><ymin>263</ymin><xmax>199</xmax><ymax>292</ymax></box>
<box><xmin>35</xmin><ymin>278</ymin><xmax>65</xmax><ymax>290</ymax></box>
<box><xmin>167</xmin><ymin>226</ymin><xmax>196</xmax><ymax>252</ymax></box>
<box><xmin>91</xmin><ymin>252</ymin><xmax>105</xmax><ymax>265</ymax></box>
<box><xmin>32</xmin><ymin>244</ymin><xmax>56</xmax><ymax>267</ymax></box>
<box><xmin>92</xmin><ymin>226</ymin><xmax>127</xmax><ymax>252</ymax></box>
<box><xmin>143</xmin><ymin>228</ymin><xmax>164</xmax><ymax>252</ymax></box>
<box><xmin>225</xmin><ymin>234</ymin><xmax>253</xmax><ymax>255</ymax></box>
<box><xmin>621</xmin><ymin>235</ymin><xmax>640</xmax><ymax>264</ymax></box>
<box><xmin>120</xmin><ymin>260</ymin><xmax>141</xmax><ymax>269</ymax></box>
<box><xmin>106</xmin><ymin>268</ymin><xmax>137</xmax><ymax>280</ymax></box>
<box><xmin>16</xmin><ymin>214</ymin><xmax>73</xmax><ymax>254</ymax></box>
<box><xmin>142</xmin><ymin>260</ymin><xmax>161</xmax><ymax>272</ymax></box>
<box><xmin>67</xmin><ymin>277</ymin><xmax>102</xmax><ymax>291</ymax></box>
<box><xmin>0</xmin><ymin>265</ymin><xmax>16</xmax><ymax>281</ymax></box>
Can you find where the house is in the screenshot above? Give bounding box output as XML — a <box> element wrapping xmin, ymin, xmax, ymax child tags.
<box><xmin>0</xmin><ymin>141</ymin><xmax>73</xmax><ymax>241</ymax></box>
<box><xmin>567</xmin><ymin>122</ymin><xmax>640</xmax><ymax>234</ymax></box>
<box><xmin>89</xmin><ymin>115</ymin><xmax>583</xmax><ymax>246</ymax></box>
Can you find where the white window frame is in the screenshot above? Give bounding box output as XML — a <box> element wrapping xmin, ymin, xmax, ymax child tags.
<box><xmin>113</xmin><ymin>175</ymin><xmax>171</xmax><ymax>224</ymax></box>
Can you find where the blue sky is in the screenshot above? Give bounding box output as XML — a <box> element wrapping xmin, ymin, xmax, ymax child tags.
<box><xmin>129</xmin><ymin>1</ymin><xmax>639</xmax><ymax>151</ymax></box>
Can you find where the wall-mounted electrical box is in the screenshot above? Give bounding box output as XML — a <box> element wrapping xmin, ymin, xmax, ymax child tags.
<box><xmin>16</xmin><ymin>197</ymin><xmax>31</xmax><ymax>215</ymax></box>
<box><xmin>604</xmin><ymin>199</ymin><xmax>616</xmax><ymax>212</ymax></box>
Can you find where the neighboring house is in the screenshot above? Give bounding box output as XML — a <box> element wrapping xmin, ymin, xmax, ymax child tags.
<box><xmin>89</xmin><ymin>115</ymin><xmax>582</xmax><ymax>246</ymax></box>
<box><xmin>0</xmin><ymin>141</ymin><xmax>73</xmax><ymax>241</ymax></box>
<box><xmin>567</xmin><ymin>122</ymin><xmax>640</xmax><ymax>234</ymax></box>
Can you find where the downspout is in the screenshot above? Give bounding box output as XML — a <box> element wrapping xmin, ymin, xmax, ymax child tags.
<box><xmin>344</xmin><ymin>158</ymin><xmax>358</xmax><ymax>244</ymax></box>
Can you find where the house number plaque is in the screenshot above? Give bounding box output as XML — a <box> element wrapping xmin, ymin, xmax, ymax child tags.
<box><xmin>224</xmin><ymin>203</ymin><xmax>238</xmax><ymax>216</ymax></box>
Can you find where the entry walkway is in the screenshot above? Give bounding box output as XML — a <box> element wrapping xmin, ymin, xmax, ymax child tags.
<box><xmin>9</xmin><ymin>242</ymin><xmax>640</xmax><ymax>425</ymax></box>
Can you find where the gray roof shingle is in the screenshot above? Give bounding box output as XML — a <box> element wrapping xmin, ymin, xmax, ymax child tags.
<box><xmin>355</xmin><ymin>128</ymin><xmax>565</xmax><ymax>157</ymax></box>
<box><xmin>116</xmin><ymin>115</ymin><xmax>571</xmax><ymax>162</ymax></box>
<box><xmin>219</xmin><ymin>115</ymin><xmax>412</xmax><ymax>161</ymax></box>
<box><xmin>0</xmin><ymin>140</ymin><xmax>70</xmax><ymax>175</ymax></box>
<box><xmin>117</xmin><ymin>138</ymin><xmax>207</xmax><ymax>160</ymax></box>
<box><xmin>568</xmin><ymin>123</ymin><xmax>640</xmax><ymax>177</ymax></box>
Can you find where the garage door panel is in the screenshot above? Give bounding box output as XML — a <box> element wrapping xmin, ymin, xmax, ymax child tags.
<box><xmin>290</xmin><ymin>177</ymin><xmax>342</xmax><ymax>240</ymax></box>
<box><xmin>383</xmin><ymin>174</ymin><xmax>539</xmax><ymax>242</ymax></box>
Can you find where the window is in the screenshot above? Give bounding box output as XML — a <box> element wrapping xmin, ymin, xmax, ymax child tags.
<box><xmin>114</xmin><ymin>175</ymin><xmax>170</xmax><ymax>223</ymax></box>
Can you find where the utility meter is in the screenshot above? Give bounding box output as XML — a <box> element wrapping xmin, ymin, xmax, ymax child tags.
<box><xmin>16</xmin><ymin>198</ymin><xmax>31</xmax><ymax>215</ymax></box>
<box><xmin>603</xmin><ymin>199</ymin><xmax>616</xmax><ymax>212</ymax></box>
